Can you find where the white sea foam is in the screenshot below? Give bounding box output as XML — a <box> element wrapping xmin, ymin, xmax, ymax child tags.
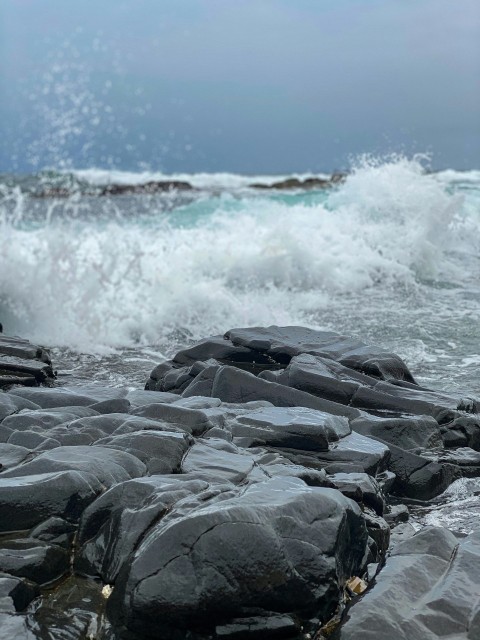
<box><xmin>70</xmin><ymin>168</ymin><xmax>331</xmax><ymax>190</ymax></box>
<box><xmin>0</xmin><ymin>157</ymin><xmax>478</xmax><ymax>352</ymax></box>
<box><xmin>435</xmin><ymin>169</ymin><xmax>480</xmax><ymax>184</ymax></box>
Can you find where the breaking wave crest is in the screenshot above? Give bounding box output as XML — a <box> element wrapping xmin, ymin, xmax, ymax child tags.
<box><xmin>0</xmin><ymin>156</ymin><xmax>478</xmax><ymax>351</ymax></box>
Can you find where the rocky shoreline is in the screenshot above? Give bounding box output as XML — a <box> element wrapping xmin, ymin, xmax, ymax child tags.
<box><xmin>28</xmin><ymin>174</ymin><xmax>346</xmax><ymax>199</ymax></box>
<box><xmin>0</xmin><ymin>325</ymin><xmax>479</xmax><ymax>639</ymax></box>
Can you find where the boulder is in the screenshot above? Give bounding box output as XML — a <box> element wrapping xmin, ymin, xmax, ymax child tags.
<box><xmin>0</xmin><ymin>539</ymin><xmax>68</xmax><ymax>586</ymax></box>
<box><xmin>0</xmin><ymin>444</ymin><xmax>31</xmax><ymax>471</ymax></box>
<box><xmin>95</xmin><ymin>430</ymin><xmax>192</xmax><ymax>474</ymax></box>
<box><xmin>0</xmin><ymin>471</ymin><xmax>103</xmax><ymax>532</ymax></box>
<box><xmin>351</xmin><ymin>415</ymin><xmax>443</xmax><ymax>451</ymax></box>
<box><xmin>76</xmin><ymin>476</ymin><xmax>212</xmax><ymax>583</ymax></box>
<box><xmin>108</xmin><ymin>477</ymin><xmax>368</xmax><ymax>638</ymax></box>
<box><xmin>0</xmin><ymin>572</ymin><xmax>39</xmax><ymax>612</ymax></box>
<box><xmin>386</xmin><ymin>443</ymin><xmax>459</xmax><ymax>500</ymax></box>
<box><xmin>328</xmin><ymin>472</ymin><xmax>385</xmax><ymax>515</ymax></box>
<box><xmin>211</xmin><ymin>366</ymin><xmax>360</xmax><ymax>419</ymax></box>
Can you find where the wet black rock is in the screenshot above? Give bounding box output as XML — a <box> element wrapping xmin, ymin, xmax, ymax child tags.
<box><xmin>215</xmin><ymin>613</ymin><xmax>300</xmax><ymax>639</ymax></box>
<box><xmin>0</xmin><ymin>335</ymin><xmax>54</xmax><ymax>388</ymax></box>
<box><xmin>328</xmin><ymin>472</ymin><xmax>385</xmax><ymax>516</ymax></box>
<box><xmin>0</xmin><ymin>539</ymin><xmax>69</xmax><ymax>586</ymax></box>
<box><xmin>339</xmin><ymin>527</ymin><xmax>480</xmax><ymax>640</ymax></box>
<box><xmin>1</xmin><ymin>325</ymin><xmax>479</xmax><ymax>639</ymax></box>
<box><xmin>0</xmin><ymin>572</ymin><xmax>39</xmax><ymax>612</ymax></box>
<box><xmin>75</xmin><ymin>476</ymin><xmax>212</xmax><ymax>582</ymax></box>
<box><xmin>0</xmin><ymin>470</ymin><xmax>103</xmax><ymax>532</ymax></box>
<box><xmin>1</xmin><ymin>445</ymin><xmax>146</xmax><ymax>486</ymax></box>
<box><xmin>29</xmin><ymin>516</ymin><xmax>77</xmax><ymax>549</ymax></box>
<box><xmin>108</xmin><ymin>477</ymin><xmax>368</xmax><ymax>639</ymax></box>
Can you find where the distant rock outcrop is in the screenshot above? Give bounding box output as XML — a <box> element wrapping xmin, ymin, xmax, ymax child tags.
<box><xmin>250</xmin><ymin>173</ymin><xmax>346</xmax><ymax>190</ymax></box>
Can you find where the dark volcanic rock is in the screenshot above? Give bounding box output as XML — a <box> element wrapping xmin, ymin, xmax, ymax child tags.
<box><xmin>76</xmin><ymin>476</ymin><xmax>212</xmax><ymax>583</ymax></box>
<box><xmin>1</xmin><ymin>325</ymin><xmax>478</xmax><ymax>639</ymax></box>
<box><xmin>386</xmin><ymin>443</ymin><xmax>459</xmax><ymax>500</ymax></box>
<box><xmin>339</xmin><ymin>527</ymin><xmax>480</xmax><ymax>640</ymax></box>
<box><xmin>351</xmin><ymin>414</ymin><xmax>443</xmax><ymax>451</ymax></box>
<box><xmin>0</xmin><ymin>470</ymin><xmax>103</xmax><ymax>532</ymax></box>
<box><xmin>181</xmin><ymin>439</ymin><xmax>263</xmax><ymax>484</ymax></box>
<box><xmin>225</xmin><ymin>326</ymin><xmax>416</xmax><ymax>382</ymax></box>
<box><xmin>215</xmin><ymin>613</ymin><xmax>300</xmax><ymax>639</ymax></box>
<box><xmin>328</xmin><ymin>472</ymin><xmax>385</xmax><ymax>515</ymax></box>
<box><xmin>0</xmin><ymin>335</ymin><xmax>50</xmax><ymax>363</ymax></box>
<box><xmin>146</xmin><ymin>325</ymin><xmax>418</xmax><ymax>392</ymax></box>
<box><xmin>0</xmin><ymin>393</ymin><xmax>41</xmax><ymax>422</ymax></box>
<box><xmin>30</xmin><ymin>516</ymin><xmax>77</xmax><ymax>549</ymax></box>
<box><xmin>0</xmin><ymin>334</ymin><xmax>54</xmax><ymax>388</ymax></box>
<box><xmin>0</xmin><ymin>444</ymin><xmax>31</xmax><ymax>471</ymax></box>
<box><xmin>95</xmin><ymin>430</ymin><xmax>191</xmax><ymax>474</ymax></box>
<box><xmin>0</xmin><ymin>539</ymin><xmax>69</xmax><ymax>586</ymax></box>
<box><xmin>0</xmin><ymin>572</ymin><xmax>39</xmax><ymax>612</ymax></box>
<box><xmin>249</xmin><ymin>175</ymin><xmax>345</xmax><ymax>190</ymax></box>
<box><xmin>100</xmin><ymin>180</ymin><xmax>193</xmax><ymax>196</ymax></box>
<box><xmin>1</xmin><ymin>445</ymin><xmax>146</xmax><ymax>486</ymax></box>
<box><xmin>108</xmin><ymin>477</ymin><xmax>368</xmax><ymax>638</ymax></box>
<box><xmin>228</xmin><ymin>405</ymin><xmax>349</xmax><ymax>450</ymax></box>
<box><xmin>211</xmin><ymin>365</ymin><xmax>360</xmax><ymax>419</ymax></box>
<box><xmin>6</xmin><ymin>387</ymin><xmax>98</xmax><ymax>409</ymax></box>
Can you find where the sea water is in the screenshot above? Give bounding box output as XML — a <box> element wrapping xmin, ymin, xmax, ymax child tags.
<box><xmin>1</xmin><ymin>155</ymin><xmax>479</xmax><ymax>530</ymax></box>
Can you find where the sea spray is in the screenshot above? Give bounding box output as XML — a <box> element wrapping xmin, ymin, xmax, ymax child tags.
<box><xmin>0</xmin><ymin>157</ymin><xmax>477</xmax><ymax>353</ymax></box>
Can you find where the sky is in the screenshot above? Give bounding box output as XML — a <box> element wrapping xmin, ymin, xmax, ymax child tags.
<box><xmin>0</xmin><ymin>0</ymin><xmax>479</xmax><ymax>174</ymax></box>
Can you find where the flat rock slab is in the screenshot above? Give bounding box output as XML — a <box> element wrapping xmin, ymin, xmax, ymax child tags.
<box><xmin>351</xmin><ymin>415</ymin><xmax>443</xmax><ymax>451</ymax></box>
<box><xmin>339</xmin><ymin>527</ymin><xmax>480</xmax><ymax>640</ymax></box>
<box><xmin>230</xmin><ymin>405</ymin><xmax>350</xmax><ymax>451</ymax></box>
<box><xmin>0</xmin><ymin>335</ymin><xmax>53</xmax><ymax>388</ymax></box>
<box><xmin>313</xmin><ymin>432</ymin><xmax>390</xmax><ymax>475</ymax></box>
<box><xmin>181</xmin><ymin>439</ymin><xmax>265</xmax><ymax>484</ymax></box>
<box><xmin>0</xmin><ymin>336</ymin><xmax>50</xmax><ymax>363</ymax></box>
<box><xmin>1</xmin><ymin>445</ymin><xmax>146</xmax><ymax>487</ymax></box>
<box><xmin>6</xmin><ymin>388</ymin><xmax>97</xmax><ymax>409</ymax></box>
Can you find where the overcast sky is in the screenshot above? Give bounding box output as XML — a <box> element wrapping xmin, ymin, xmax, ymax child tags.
<box><xmin>1</xmin><ymin>0</ymin><xmax>479</xmax><ymax>173</ymax></box>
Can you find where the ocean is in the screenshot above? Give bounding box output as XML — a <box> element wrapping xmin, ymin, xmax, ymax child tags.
<box><xmin>1</xmin><ymin>156</ymin><xmax>480</xmax><ymax>533</ymax></box>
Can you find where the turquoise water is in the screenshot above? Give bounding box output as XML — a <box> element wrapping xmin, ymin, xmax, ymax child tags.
<box><xmin>0</xmin><ymin>157</ymin><xmax>479</xmax><ymax>398</ymax></box>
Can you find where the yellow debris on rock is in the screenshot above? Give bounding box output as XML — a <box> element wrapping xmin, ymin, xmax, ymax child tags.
<box><xmin>101</xmin><ymin>584</ymin><xmax>114</xmax><ymax>598</ymax></box>
<box><xmin>346</xmin><ymin>576</ymin><xmax>367</xmax><ymax>595</ymax></box>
